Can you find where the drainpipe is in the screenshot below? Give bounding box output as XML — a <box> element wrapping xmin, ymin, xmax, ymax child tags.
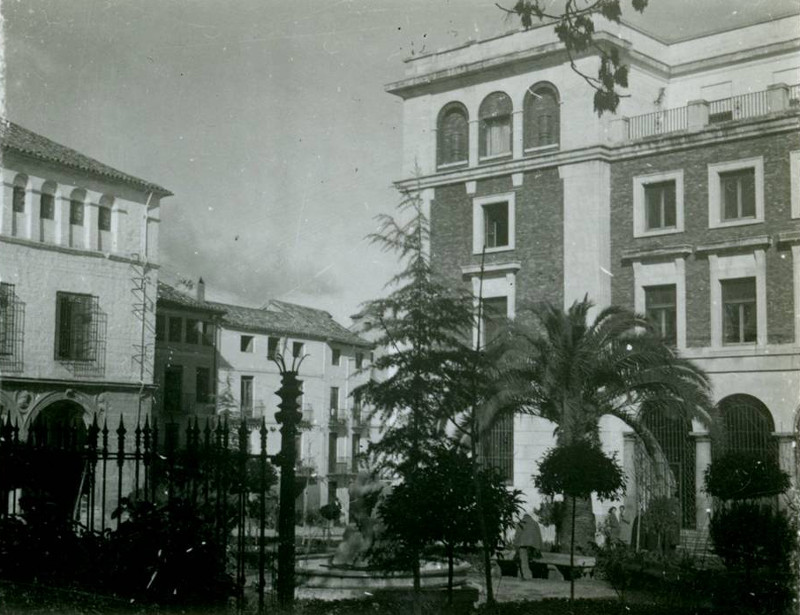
<box><xmin>136</xmin><ymin>192</ymin><xmax>154</xmax><ymax>425</ymax></box>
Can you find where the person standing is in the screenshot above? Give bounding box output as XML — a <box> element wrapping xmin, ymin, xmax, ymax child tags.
<box><xmin>513</xmin><ymin>514</ymin><xmax>543</xmax><ymax>579</ymax></box>
<box><xmin>606</xmin><ymin>506</ymin><xmax>621</xmax><ymax>545</ymax></box>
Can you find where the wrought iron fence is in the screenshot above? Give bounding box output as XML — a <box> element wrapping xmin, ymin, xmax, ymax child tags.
<box><xmin>0</xmin><ymin>414</ymin><xmax>278</xmax><ymax>612</ymax></box>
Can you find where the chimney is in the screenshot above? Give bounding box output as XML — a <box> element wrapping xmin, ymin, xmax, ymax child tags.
<box><xmin>197</xmin><ymin>277</ymin><xmax>205</xmax><ymax>302</ymax></box>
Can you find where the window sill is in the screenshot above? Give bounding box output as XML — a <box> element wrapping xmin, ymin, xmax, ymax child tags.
<box><xmin>479</xmin><ymin>152</ymin><xmax>513</xmax><ymax>163</ymax></box>
<box><xmin>472</xmin><ymin>245</ymin><xmax>514</xmax><ymax>256</ymax></box>
<box><xmin>524</xmin><ymin>143</ymin><xmax>559</xmax><ymax>155</ymax></box>
<box><xmin>634</xmin><ymin>226</ymin><xmax>682</xmax><ymax>239</ymax></box>
<box><xmin>437</xmin><ymin>160</ymin><xmax>469</xmax><ymax>171</ymax></box>
<box><xmin>709</xmin><ymin>217</ymin><xmax>763</xmax><ymax>230</ymax></box>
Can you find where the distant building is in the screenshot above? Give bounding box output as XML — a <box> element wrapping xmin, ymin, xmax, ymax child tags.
<box><xmin>387</xmin><ymin>15</ymin><xmax>800</xmax><ymax>533</ymax></box>
<box><xmin>206</xmin><ymin>296</ymin><xmax>376</xmax><ymax>518</ymax></box>
<box><xmin>0</xmin><ymin>119</ymin><xmax>170</xmax><ymax>513</ymax></box>
<box><xmin>154</xmin><ymin>279</ymin><xmax>224</xmax><ymax>447</ymax></box>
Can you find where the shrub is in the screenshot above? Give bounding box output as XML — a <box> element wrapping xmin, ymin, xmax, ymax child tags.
<box><xmin>640</xmin><ymin>496</ymin><xmax>680</xmax><ymax>554</ymax></box>
<box><xmin>704</xmin><ymin>452</ymin><xmax>790</xmax><ymax>501</ymax></box>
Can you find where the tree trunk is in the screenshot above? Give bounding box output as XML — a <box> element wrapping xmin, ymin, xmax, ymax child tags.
<box><xmin>412</xmin><ymin>547</ymin><xmax>422</xmax><ymax>615</ymax></box>
<box><xmin>561</xmin><ymin>496</ymin><xmax>595</xmax><ymax>555</ymax></box>
<box><xmin>446</xmin><ymin>543</ymin><xmax>454</xmax><ymax>605</ymax></box>
<box><xmin>570</xmin><ymin>495</ymin><xmax>576</xmax><ymax>603</ymax></box>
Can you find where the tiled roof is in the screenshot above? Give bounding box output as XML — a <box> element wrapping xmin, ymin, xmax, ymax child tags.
<box><xmin>0</xmin><ymin>119</ymin><xmax>172</xmax><ymax>196</ymax></box>
<box><xmin>207</xmin><ymin>298</ymin><xmax>372</xmax><ymax>348</ymax></box>
<box><xmin>157</xmin><ymin>282</ymin><xmax>226</xmax><ymax>314</ymax></box>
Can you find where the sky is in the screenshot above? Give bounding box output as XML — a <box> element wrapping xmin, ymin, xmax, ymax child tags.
<box><xmin>2</xmin><ymin>0</ymin><xmax>797</xmax><ymax>324</ymax></box>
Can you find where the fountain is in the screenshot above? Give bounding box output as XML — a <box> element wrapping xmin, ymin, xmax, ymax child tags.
<box><xmin>295</xmin><ymin>472</ymin><xmax>474</xmax><ymax>601</ymax></box>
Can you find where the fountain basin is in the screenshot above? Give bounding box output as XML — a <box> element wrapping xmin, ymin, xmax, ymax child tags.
<box><xmin>296</xmin><ymin>554</ymin><xmax>472</xmax><ymax>600</ymax></box>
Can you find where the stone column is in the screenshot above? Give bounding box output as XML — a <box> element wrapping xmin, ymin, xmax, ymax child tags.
<box><xmin>622</xmin><ymin>432</ymin><xmax>639</xmax><ymax>514</ymax></box>
<box><xmin>691</xmin><ymin>432</ymin><xmax>712</xmax><ymax>532</ymax></box>
<box><xmin>85</xmin><ymin>191</ymin><xmax>102</xmax><ymax>251</ymax></box>
<box><xmin>468</xmin><ymin>120</ymin><xmax>479</xmax><ymax>167</ymax></box>
<box><xmin>774</xmin><ymin>432</ymin><xmax>798</xmax><ymax>505</ymax></box>
<box><xmin>56</xmin><ymin>191</ymin><xmax>72</xmax><ymax>246</ymax></box>
<box><xmin>512</xmin><ymin>110</ymin><xmax>524</xmax><ymax>159</ymax></box>
<box><xmin>0</xmin><ymin>170</ymin><xmax>11</xmax><ymax>236</ymax></box>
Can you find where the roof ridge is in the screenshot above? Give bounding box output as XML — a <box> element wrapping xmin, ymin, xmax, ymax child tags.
<box><xmin>0</xmin><ymin>118</ymin><xmax>172</xmax><ymax>196</ymax></box>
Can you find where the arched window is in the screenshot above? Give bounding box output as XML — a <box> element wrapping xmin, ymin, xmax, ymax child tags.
<box><xmin>524</xmin><ymin>83</ymin><xmax>560</xmax><ymax>150</ymax></box>
<box><xmin>713</xmin><ymin>394</ymin><xmax>776</xmax><ymax>462</ymax></box>
<box><xmin>40</xmin><ymin>181</ymin><xmax>56</xmax><ymax>221</ymax></box>
<box><xmin>479</xmin><ymin>92</ymin><xmax>512</xmax><ymax>160</ymax></box>
<box><xmin>437</xmin><ymin>103</ymin><xmax>469</xmax><ymax>167</ymax></box>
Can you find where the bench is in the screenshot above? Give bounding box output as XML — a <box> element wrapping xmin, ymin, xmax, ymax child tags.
<box><xmin>495</xmin><ymin>552</ymin><xmax>596</xmax><ymax>581</ymax></box>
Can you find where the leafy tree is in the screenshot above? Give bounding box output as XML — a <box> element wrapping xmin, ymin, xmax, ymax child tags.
<box><xmin>355</xmin><ymin>185</ymin><xmax>477</xmax><ymax>609</ymax></box>
<box><xmin>500</xmin><ymin>298</ymin><xmax>712</xmax><ymax>551</ymax></box>
<box><xmin>535</xmin><ymin>441</ymin><xmax>625</xmax><ymax>603</ymax></box>
<box><xmin>377</xmin><ymin>444</ymin><xmax>522</xmax><ymax>604</ymax></box>
<box><xmin>499</xmin><ymin>0</ymin><xmax>650</xmax><ymax>114</ymax></box>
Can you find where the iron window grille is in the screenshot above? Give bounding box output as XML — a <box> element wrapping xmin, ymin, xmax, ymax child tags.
<box><xmin>0</xmin><ymin>283</ymin><xmax>24</xmax><ymax>372</ymax></box>
<box><xmin>55</xmin><ymin>292</ymin><xmax>102</xmax><ymax>362</ymax></box>
<box><xmin>481</xmin><ymin>412</ymin><xmax>514</xmax><ymax>484</ymax></box>
<box><xmin>240</xmin><ymin>376</ymin><xmax>254</xmax><ymax>418</ymax></box>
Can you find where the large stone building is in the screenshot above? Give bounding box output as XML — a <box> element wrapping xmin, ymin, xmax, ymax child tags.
<box><xmin>0</xmin><ymin>119</ymin><xmax>170</xmax><ymax>514</ymax></box>
<box><xmin>386</xmin><ymin>14</ymin><xmax>800</xmax><ymax>532</ymax></box>
<box><xmin>204</xmin><ymin>294</ymin><xmax>376</xmax><ymax>518</ymax></box>
<box><xmin>0</xmin><ymin>119</ymin><xmax>170</xmax><ymax>432</ymax></box>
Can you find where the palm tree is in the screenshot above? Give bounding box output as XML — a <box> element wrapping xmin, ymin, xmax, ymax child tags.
<box><xmin>495</xmin><ymin>297</ymin><xmax>713</xmax><ymax>550</ymax></box>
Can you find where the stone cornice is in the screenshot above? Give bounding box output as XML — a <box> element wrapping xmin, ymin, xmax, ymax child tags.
<box><xmin>395</xmin><ymin>113</ymin><xmax>799</xmax><ymax>192</ymax></box>
<box><xmin>695</xmin><ymin>235</ymin><xmax>771</xmax><ymax>255</ymax></box>
<box><xmin>621</xmin><ymin>245</ymin><xmax>693</xmax><ymax>263</ymax></box>
<box><xmin>0</xmin><ymin>375</ymin><xmax>156</xmax><ymax>390</ymax></box>
<box><xmin>0</xmin><ymin>234</ymin><xmax>161</xmax><ymax>269</ymax></box>
<box><xmin>461</xmin><ymin>262</ymin><xmax>522</xmax><ymax>276</ymax></box>
<box><xmin>775</xmin><ymin>230</ymin><xmax>800</xmax><ymax>247</ymax></box>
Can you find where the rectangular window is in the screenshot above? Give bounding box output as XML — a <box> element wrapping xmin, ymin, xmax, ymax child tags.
<box><xmin>329</xmin><ymin>387</ymin><xmax>339</xmax><ymax>415</ymax></box>
<box><xmin>721</xmin><ymin>168</ymin><xmax>756</xmax><ymax>221</ymax></box>
<box><xmin>196</xmin><ymin>367</ymin><xmax>211</xmax><ymax>403</ymax></box>
<box><xmin>267</xmin><ymin>336</ymin><xmax>279</xmax><ymax>360</ymax></box>
<box><xmin>482</xmin><ymin>296</ymin><xmax>508</xmax><ymax>347</ymax></box>
<box><xmin>722</xmin><ymin>278</ymin><xmax>757</xmax><ymax>344</ymax></box>
<box><xmin>645</xmin><ymin>285</ymin><xmax>677</xmax><ymax>346</ymax></box>
<box><xmin>331</xmin><ymin>347</ymin><xmax>341</xmax><ymax>366</ymax></box>
<box><xmin>201</xmin><ymin>322</ymin><xmax>214</xmax><ymax>346</ymax></box>
<box><xmin>240</xmin><ymin>335</ymin><xmax>254</xmax><ymax>353</ymax></box>
<box><xmin>98</xmin><ymin>206</ymin><xmax>112</xmax><ymax>232</ymax></box>
<box><xmin>0</xmin><ymin>283</ymin><xmax>15</xmax><ymax>356</ymax></box>
<box><xmin>155</xmin><ymin>313</ymin><xmax>166</xmax><ymax>342</ymax></box>
<box><xmin>12</xmin><ymin>186</ymin><xmax>25</xmax><ymax>213</ymax></box>
<box><xmin>483</xmin><ymin>118</ymin><xmax>511</xmax><ymax>157</ymax></box>
<box><xmin>168</xmin><ymin>317</ymin><xmax>182</xmax><ymax>343</ymax></box>
<box><xmin>69</xmin><ymin>200</ymin><xmax>84</xmax><ymax>226</ymax></box>
<box><xmin>184</xmin><ymin>318</ymin><xmax>200</xmax><ymax>344</ymax></box>
<box><xmin>355</xmin><ymin>352</ymin><xmax>364</xmax><ymax>370</ymax></box>
<box><xmin>292</xmin><ymin>341</ymin><xmax>304</xmax><ymax>358</ymax></box>
<box><xmin>644</xmin><ymin>181</ymin><xmax>677</xmax><ymax>230</ymax></box>
<box><xmin>40</xmin><ymin>193</ymin><xmax>55</xmax><ymax>220</ymax></box>
<box><xmin>328</xmin><ymin>434</ymin><xmax>338</xmax><ymax>475</ymax></box>
<box><xmin>351</xmin><ymin>434</ymin><xmax>361</xmax><ymax>469</ymax></box>
<box><xmin>240</xmin><ymin>376</ymin><xmax>254</xmax><ymax>416</ymax></box>
<box><xmin>55</xmin><ymin>292</ymin><xmax>98</xmax><ymax>361</ymax></box>
<box><xmin>483</xmin><ymin>202</ymin><xmax>509</xmax><ymax>249</ymax></box>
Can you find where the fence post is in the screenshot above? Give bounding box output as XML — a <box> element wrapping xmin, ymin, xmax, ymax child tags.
<box><xmin>274</xmin><ymin>362</ymin><xmax>303</xmax><ymax>609</ymax></box>
<box><xmin>258</xmin><ymin>417</ymin><xmax>268</xmax><ymax>614</ymax></box>
<box><xmin>116</xmin><ymin>417</ymin><xmax>126</xmax><ymax>529</ymax></box>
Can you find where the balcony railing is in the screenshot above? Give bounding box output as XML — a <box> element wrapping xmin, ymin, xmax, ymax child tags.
<box><xmin>328</xmin><ymin>457</ymin><xmax>351</xmax><ymax>475</ymax></box>
<box><xmin>627</xmin><ymin>106</ymin><xmax>688</xmax><ymax>140</ymax></box>
<box><xmin>625</xmin><ymin>84</ymin><xmax>797</xmax><ymax>141</ymax></box>
<box><xmin>708</xmin><ymin>89</ymin><xmax>769</xmax><ymax>124</ymax></box>
<box><xmin>329</xmin><ymin>412</ymin><xmax>348</xmax><ymax>431</ymax></box>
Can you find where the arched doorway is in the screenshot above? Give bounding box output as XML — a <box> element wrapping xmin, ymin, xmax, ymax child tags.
<box><xmin>25</xmin><ymin>400</ymin><xmax>88</xmax><ymax>520</ymax></box>
<box><xmin>641</xmin><ymin>405</ymin><xmax>696</xmax><ymax>529</ymax></box>
<box><xmin>712</xmin><ymin>394</ymin><xmax>776</xmax><ymax>462</ymax></box>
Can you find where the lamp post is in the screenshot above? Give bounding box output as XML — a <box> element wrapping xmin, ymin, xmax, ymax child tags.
<box><xmin>273</xmin><ymin>353</ymin><xmax>304</xmax><ymax>609</ymax></box>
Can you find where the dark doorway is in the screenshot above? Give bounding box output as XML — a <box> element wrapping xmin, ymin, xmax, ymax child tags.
<box><xmin>164</xmin><ymin>366</ymin><xmax>183</xmax><ymax>415</ymax></box>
